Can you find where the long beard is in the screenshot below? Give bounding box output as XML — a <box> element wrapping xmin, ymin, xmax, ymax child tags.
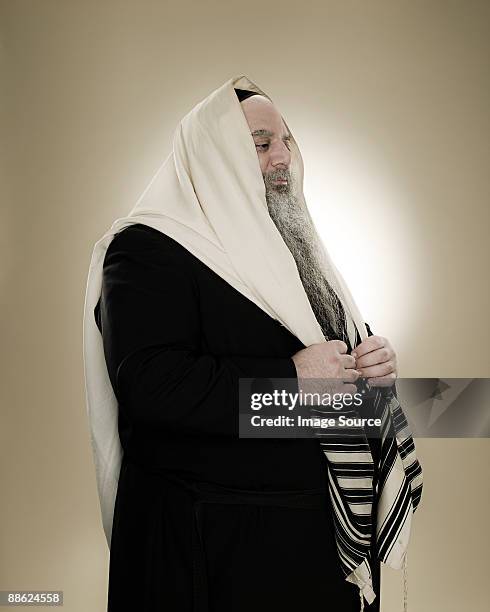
<box><xmin>264</xmin><ymin>169</ymin><xmax>348</xmax><ymax>344</ymax></box>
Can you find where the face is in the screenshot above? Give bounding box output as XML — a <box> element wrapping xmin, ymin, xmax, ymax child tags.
<box><xmin>240</xmin><ymin>95</ymin><xmax>292</xmax><ymax>192</ymax></box>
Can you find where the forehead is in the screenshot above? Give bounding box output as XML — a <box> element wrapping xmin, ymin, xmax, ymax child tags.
<box><xmin>240</xmin><ymin>97</ymin><xmax>288</xmax><ymax>136</ymax></box>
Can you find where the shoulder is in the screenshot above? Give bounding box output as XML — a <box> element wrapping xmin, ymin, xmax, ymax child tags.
<box><xmin>106</xmin><ymin>223</ymin><xmax>193</xmax><ymax>266</ymax></box>
<box><xmin>109</xmin><ymin>223</ymin><xmax>175</xmax><ymax>252</ymax></box>
<box><xmin>101</xmin><ymin>223</ymin><xmax>200</xmax><ymax>298</ymax></box>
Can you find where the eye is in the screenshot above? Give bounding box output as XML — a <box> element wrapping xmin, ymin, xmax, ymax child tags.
<box><xmin>283</xmin><ymin>139</ymin><xmax>291</xmax><ymax>150</ymax></box>
<box><xmin>255</xmin><ymin>143</ymin><xmax>269</xmax><ymax>151</ymax></box>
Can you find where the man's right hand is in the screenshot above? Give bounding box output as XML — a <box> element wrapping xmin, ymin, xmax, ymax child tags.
<box><xmin>291</xmin><ymin>340</ymin><xmax>361</xmax><ymax>398</ymax></box>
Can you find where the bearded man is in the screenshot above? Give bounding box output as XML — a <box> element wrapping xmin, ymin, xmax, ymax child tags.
<box><xmin>83</xmin><ymin>76</ymin><xmax>423</xmax><ymax>612</ymax></box>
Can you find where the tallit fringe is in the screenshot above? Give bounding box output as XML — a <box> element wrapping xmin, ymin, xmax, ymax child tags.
<box><xmin>357</xmin><ymin>552</ymin><xmax>409</xmax><ymax>611</ymax></box>
<box><xmin>347</xmin><ymin>559</ymin><xmax>376</xmax><ymax>607</ymax></box>
<box><xmin>403</xmin><ymin>551</ymin><xmax>408</xmax><ymax>612</ymax></box>
<box><xmin>358</xmin><ymin>586</ymin><xmax>365</xmax><ymax>611</ymax></box>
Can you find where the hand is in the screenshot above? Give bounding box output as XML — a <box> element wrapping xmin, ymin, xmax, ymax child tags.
<box><xmin>351</xmin><ymin>335</ymin><xmax>397</xmax><ymax>387</ymax></box>
<box><xmin>292</xmin><ymin>340</ymin><xmax>361</xmax><ymax>401</ymax></box>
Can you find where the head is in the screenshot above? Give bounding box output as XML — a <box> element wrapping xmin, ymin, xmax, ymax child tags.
<box><xmin>238</xmin><ymin>93</ymin><xmax>292</xmax><ymax>192</ymax></box>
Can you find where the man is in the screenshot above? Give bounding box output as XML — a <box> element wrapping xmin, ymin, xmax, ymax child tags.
<box><xmin>83</xmin><ymin>75</ymin><xmax>422</xmax><ymax>612</ymax></box>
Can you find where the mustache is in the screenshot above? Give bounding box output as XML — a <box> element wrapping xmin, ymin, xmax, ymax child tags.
<box><xmin>263</xmin><ymin>168</ymin><xmax>291</xmax><ymax>185</ymax></box>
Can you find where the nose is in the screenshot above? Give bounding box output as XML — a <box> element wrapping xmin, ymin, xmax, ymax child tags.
<box><xmin>270</xmin><ymin>140</ymin><xmax>291</xmax><ymax>169</ymax></box>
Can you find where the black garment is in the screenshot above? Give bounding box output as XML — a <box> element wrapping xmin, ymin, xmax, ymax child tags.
<box><xmin>95</xmin><ymin>223</ymin><xmax>381</xmax><ymax>611</ymax></box>
<box><xmin>234</xmin><ymin>88</ymin><xmax>260</xmax><ymax>102</ymax></box>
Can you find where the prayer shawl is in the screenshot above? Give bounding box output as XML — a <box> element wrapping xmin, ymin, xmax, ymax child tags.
<box><xmin>82</xmin><ymin>74</ymin><xmax>423</xmax><ymax>608</ymax></box>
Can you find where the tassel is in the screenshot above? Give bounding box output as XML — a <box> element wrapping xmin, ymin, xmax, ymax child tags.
<box><xmin>403</xmin><ymin>551</ymin><xmax>408</xmax><ymax>612</ymax></box>
<box><xmin>358</xmin><ymin>586</ymin><xmax>365</xmax><ymax>611</ymax></box>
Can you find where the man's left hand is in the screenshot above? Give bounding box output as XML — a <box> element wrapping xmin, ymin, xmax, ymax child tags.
<box><xmin>351</xmin><ymin>335</ymin><xmax>397</xmax><ymax>387</ymax></box>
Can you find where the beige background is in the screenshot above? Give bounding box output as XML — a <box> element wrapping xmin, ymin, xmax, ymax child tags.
<box><xmin>1</xmin><ymin>1</ymin><xmax>489</xmax><ymax>611</ymax></box>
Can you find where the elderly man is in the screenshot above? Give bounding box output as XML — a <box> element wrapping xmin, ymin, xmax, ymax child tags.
<box><xmin>85</xmin><ymin>76</ymin><xmax>422</xmax><ymax>612</ymax></box>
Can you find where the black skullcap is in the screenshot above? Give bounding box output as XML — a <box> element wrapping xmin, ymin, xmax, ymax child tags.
<box><xmin>234</xmin><ymin>88</ymin><xmax>261</xmax><ymax>102</ymax></box>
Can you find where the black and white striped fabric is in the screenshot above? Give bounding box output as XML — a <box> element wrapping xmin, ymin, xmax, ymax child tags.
<box><xmin>311</xmin><ymin>322</ymin><xmax>424</xmax><ymax>610</ymax></box>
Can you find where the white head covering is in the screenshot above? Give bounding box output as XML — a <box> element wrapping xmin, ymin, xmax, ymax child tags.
<box><xmin>83</xmin><ymin>74</ymin><xmax>422</xmax><ymax>608</ymax></box>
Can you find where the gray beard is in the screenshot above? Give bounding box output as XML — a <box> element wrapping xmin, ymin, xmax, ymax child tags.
<box><xmin>263</xmin><ymin>169</ymin><xmax>347</xmax><ymax>343</ymax></box>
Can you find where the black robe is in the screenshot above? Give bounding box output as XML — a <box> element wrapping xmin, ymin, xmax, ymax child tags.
<box><xmin>94</xmin><ymin>223</ymin><xmax>381</xmax><ymax>611</ymax></box>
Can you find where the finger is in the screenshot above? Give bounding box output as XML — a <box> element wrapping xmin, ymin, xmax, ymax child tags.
<box><xmin>367</xmin><ymin>372</ymin><xmax>397</xmax><ymax>387</ymax></box>
<box><xmin>342</xmin><ymin>368</ymin><xmax>361</xmax><ymax>383</ymax></box>
<box><xmin>355</xmin><ymin>346</ymin><xmax>393</xmax><ymax>368</ymax></box>
<box><xmin>341</xmin><ymin>354</ymin><xmax>357</xmax><ymax>369</ymax></box>
<box><xmin>351</xmin><ymin>336</ymin><xmax>386</xmax><ymax>359</ymax></box>
<box><xmin>333</xmin><ymin>339</ymin><xmax>348</xmax><ymax>354</ymax></box>
<box><xmin>358</xmin><ymin>361</ymin><xmax>395</xmax><ymax>379</ymax></box>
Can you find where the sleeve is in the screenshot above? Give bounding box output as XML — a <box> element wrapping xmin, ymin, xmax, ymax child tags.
<box><xmin>96</xmin><ymin>225</ymin><xmax>298</xmax><ymax>437</ymax></box>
